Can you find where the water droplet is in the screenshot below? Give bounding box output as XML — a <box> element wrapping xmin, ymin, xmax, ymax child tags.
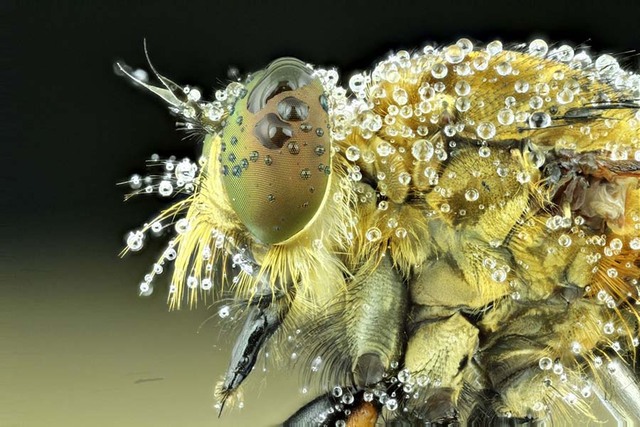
<box><xmin>558</xmin><ymin>234</ymin><xmax>572</xmax><ymax>247</ymax></box>
<box><xmin>491</xmin><ymin>268</ymin><xmax>507</xmax><ymax>283</ymax></box>
<box><xmin>411</xmin><ymin>139</ymin><xmax>434</xmax><ymax>161</ymax></box>
<box><xmin>345</xmin><ymin>146</ymin><xmax>361</xmax><ymax>161</ymax></box>
<box><xmin>377</xmin><ymin>141</ymin><xmax>392</xmax><ymax>157</ymax></box>
<box><xmin>516</xmin><ymin>171</ymin><xmax>531</xmax><ymax>184</ymax></box>
<box><xmin>528</xmin><ymin>112</ymin><xmax>551</xmax><ymax>128</ymax></box>
<box><xmin>366</xmin><ymin>227</ymin><xmax>382</xmax><ymax>242</ymax></box>
<box><xmin>603</xmin><ymin>322</ymin><xmax>614</xmax><ymax>334</ymax></box>
<box><xmin>431</xmin><ymin>63</ymin><xmax>448</xmax><ymax>79</ymax></box>
<box><xmin>398</xmin><ymin>172</ymin><xmax>411</xmax><ymax>185</ymax></box>
<box><xmin>444</xmin><ymin>44</ymin><xmax>465</xmax><ymax>64</ymax></box>
<box><xmin>385</xmin><ymin>398</ymin><xmax>398</xmax><ymax>411</ymax></box>
<box><xmin>478</xmin><ymin>146</ymin><xmax>491</xmax><ymax>158</ymax></box>
<box><xmin>539</xmin><ymin>357</ymin><xmax>553</xmax><ymax>370</ymax></box>
<box><xmin>465</xmin><ymin>188</ymin><xmax>479</xmax><ymax>201</ymax></box>
<box><xmin>486</xmin><ymin>40</ymin><xmax>503</xmax><ymax>56</ymax></box>
<box><xmin>126</xmin><ymin>230</ymin><xmax>145</xmax><ymax>251</ymax></box>
<box><xmin>556</xmin><ymin>88</ymin><xmax>574</xmax><ymax>104</ymax></box>
<box><xmin>476</xmin><ymin>122</ymin><xmax>496</xmax><ymax>139</ymax></box>
<box><xmin>528</xmin><ymin>39</ymin><xmax>548</xmax><ymax>57</ymax></box>
<box><xmin>392</xmin><ymin>88</ymin><xmax>409</xmax><ymax>105</ymax></box>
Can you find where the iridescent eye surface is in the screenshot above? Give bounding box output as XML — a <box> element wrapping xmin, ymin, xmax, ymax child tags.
<box><xmin>218</xmin><ymin>58</ymin><xmax>331</xmax><ymax>245</ymax></box>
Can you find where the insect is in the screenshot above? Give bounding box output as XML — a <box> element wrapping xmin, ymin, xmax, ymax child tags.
<box><xmin>116</xmin><ymin>38</ymin><xmax>640</xmax><ymax>425</ymax></box>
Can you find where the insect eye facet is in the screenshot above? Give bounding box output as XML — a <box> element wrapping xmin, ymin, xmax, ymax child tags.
<box><xmin>218</xmin><ymin>57</ymin><xmax>332</xmax><ymax>245</ymax></box>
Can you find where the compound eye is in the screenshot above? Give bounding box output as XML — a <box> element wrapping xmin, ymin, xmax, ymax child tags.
<box><xmin>217</xmin><ymin>57</ymin><xmax>332</xmax><ymax>245</ymax></box>
<box><xmin>277</xmin><ymin>97</ymin><xmax>309</xmax><ymax>121</ymax></box>
<box><xmin>247</xmin><ymin>58</ymin><xmax>314</xmax><ymax>114</ymax></box>
<box><xmin>254</xmin><ymin>113</ymin><xmax>292</xmax><ymax>149</ymax></box>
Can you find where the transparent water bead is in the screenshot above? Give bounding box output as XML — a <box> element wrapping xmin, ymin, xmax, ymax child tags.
<box><xmin>366</xmin><ymin>227</ymin><xmax>382</xmax><ymax>242</ymax></box>
<box><xmin>411</xmin><ymin>139</ymin><xmax>434</xmax><ymax>161</ymax></box>
<box><xmin>528</xmin><ymin>112</ymin><xmax>551</xmax><ymax>129</ymax></box>
<box><xmin>345</xmin><ymin>146</ymin><xmax>361</xmax><ymax>161</ymax></box>
<box><xmin>528</xmin><ymin>39</ymin><xmax>548</xmax><ymax>57</ymax></box>
<box><xmin>465</xmin><ymin>188</ymin><xmax>479</xmax><ymax>201</ymax></box>
<box><xmin>444</xmin><ymin>44</ymin><xmax>465</xmax><ymax>64</ymax></box>
<box><xmin>126</xmin><ymin>230</ymin><xmax>145</xmax><ymax>251</ymax></box>
<box><xmin>476</xmin><ymin>122</ymin><xmax>496</xmax><ymax>140</ymax></box>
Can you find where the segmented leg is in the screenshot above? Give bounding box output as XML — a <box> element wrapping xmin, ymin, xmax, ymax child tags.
<box><xmin>216</xmin><ymin>292</ymin><xmax>291</xmax><ymax>412</ymax></box>
<box><xmin>284</xmin><ymin>391</ymin><xmax>378</xmax><ymax>426</ymax></box>
<box><xmin>594</xmin><ymin>357</ymin><xmax>640</xmax><ymax>424</ymax></box>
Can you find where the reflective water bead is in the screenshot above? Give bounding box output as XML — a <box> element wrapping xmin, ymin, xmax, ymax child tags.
<box><xmin>603</xmin><ymin>322</ymin><xmax>615</xmax><ymax>334</ymax></box>
<box><xmin>456</xmin><ymin>38</ymin><xmax>474</xmax><ymax>54</ymax></box>
<box><xmin>158</xmin><ymin>180</ymin><xmax>173</xmax><ymax>197</ymax></box>
<box><xmin>398</xmin><ymin>172</ymin><xmax>412</xmax><ymax>185</ymax></box>
<box><xmin>349</xmin><ymin>74</ymin><xmax>366</xmax><ymax>93</ymax></box>
<box><xmin>174</xmin><ymin>218</ymin><xmax>190</xmax><ymax>234</ymax></box>
<box><xmin>392</xmin><ymin>88</ymin><xmax>409</xmax><ymax>105</ymax></box>
<box><xmin>431</xmin><ymin>63</ymin><xmax>448</xmax><ymax>79</ymax></box>
<box><xmin>465</xmin><ymin>188</ymin><xmax>479</xmax><ymax>201</ymax></box>
<box><xmin>556</xmin><ymin>88</ymin><xmax>574</xmax><ymax>104</ymax></box>
<box><xmin>497</xmin><ymin>108</ymin><xmax>515</xmax><ymax>125</ymax></box>
<box><xmin>491</xmin><ymin>268</ymin><xmax>507</xmax><ymax>283</ymax></box>
<box><xmin>528</xmin><ymin>39</ymin><xmax>548</xmax><ymax>57</ymax></box>
<box><xmin>529</xmin><ymin>96</ymin><xmax>544</xmax><ymax>109</ymax></box>
<box><xmin>516</xmin><ymin>171</ymin><xmax>531</xmax><ymax>184</ymax></box>
<box><xmin>558</xmin><ymin>234</ymin><xmax>572</xmax><ymax>247</ymax></box>
<box><xmin>126</xmin><ymin>230</ymin><xmax>145</xmax><ymax>251</ymax></box>
<box><xmin>609</xmin><ymin>238</ymin><xmax>623</xmax><ymax>251</ymax></box>
<box><xmin>455</xmin><ymin>96</ymin><xmax>471</xmax><ymax>112</ymax></box>
<box><xmin>444</xmin><ymin>44</ymin><xmax>465</xmax><ymax>64</ymax></box>
<box><xmin>476</xmin><ymin>122</ymin><xmax>496</xmax><ymax>140</ymax></box>
<box><xmin>411</xmin><ymin>139</ymin><xmax>434</xmax><ymax>161</ymax></box>
<box><xmin>496</xmin><ymin>61</ymin><xmax>512</xmax><ymax>76</ymax></box>
<box><xmin>186</xmin><ymin>276</ymin><xmax>198</xmax><ymax>289</ymax></box>
<box><xmin>539</xmin><ymin>357</ymin><xmax>553</xmax><ymax>370</ymax></box>
<box><xmin>553</xmin><ymin>45</ymin><xmax>575</xmax><ymax>62</ymax></box>
<box><xmin>486</xmin><ymin>40</ymin><xmax>503</xmax><ymax>56</ymax></box>
<box><xmin>345</xmin><ymin>146</ymin><xmax>361</xmax><ymax>161</ymax></box>
<box><xmin>377</xmin><ymin>141</ymin><xmax>392</xmax><ymax>157</ymax></box>
<box><xmin>473</xmin><ymin>52</ymin><xmax>490</xmax><ymax>70</ymax></box>
<box><xmin>201</xmin><ymin>278</ymin><xmax>212</xmax><ymax>290</ymax></box>
<box><xmin>129</xmin><ymin>174</ymin><xmax>142</xmax><ymax>189</ymax></box>
<box><xmin>478</xmin><ymin>146</ymin><xmax>491</xmax><ymax>158</ymax></box>
<box><xmin>454</xmin><ymin>80</ymin><xmax>471</xmax><ymax>96</ymax></box>
<box><xmin>218</xmin><ymin>305</ymin><xmax>230</xmax><ymax>318</ymax></box>
<box><xmin>385</xmin><ymin>399</ymin><xmax>398</xmax><ymax>411</ymax></box>
<box><xmin>514</xmin><ymin>80</ymin><xmax>530</xmax><ymax>93</ymax></box>
<box><xmin>528</xmin><ymin>111</ymin><xmax>551</xmax><ymax>128</ymax></box>
<box><xmin>366</xmin><ymin>227</ymin><xmax>382</xmax><ymax>242</ymax></box>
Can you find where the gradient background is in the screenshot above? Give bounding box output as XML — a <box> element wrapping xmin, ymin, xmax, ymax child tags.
<box><xmin>2</xmin><ymin>1</ymin><xmax>640</xmax><ymax>426</ymax></box>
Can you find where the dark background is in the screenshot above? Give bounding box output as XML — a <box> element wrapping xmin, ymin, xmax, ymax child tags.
<box><xmin>2</xmin><ymin>1</ymin><xmax>639</xmax><ymax>426</ymax></box>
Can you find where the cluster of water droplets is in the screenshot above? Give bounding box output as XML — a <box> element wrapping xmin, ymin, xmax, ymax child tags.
<box><xmin>124</xmin><ymin>154</ymin><xmax>200</xmax><ymax>199</ymax></box>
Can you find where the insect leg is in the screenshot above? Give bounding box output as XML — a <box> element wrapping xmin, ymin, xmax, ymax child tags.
<box><xmin>284</xmin><ymin>391</ymin><xmax>379</xmax><ymax>426</ymax></box>
<box><xmin>215</xmin><ymin>248</ymin><xmax>293</xmax><ymax>413</ymax></box>
<box><xmin>593</xmin><ymin>358</ymin><xmax>640</xmax><ymax>424</ymax></box>
<box><xmin>349</xmin><ymin>254</ymin><xmax>408</xmax><ymax>388</ymax></box>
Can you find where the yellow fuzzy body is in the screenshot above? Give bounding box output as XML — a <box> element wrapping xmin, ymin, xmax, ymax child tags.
<box><xmin>122</xmin><ymin>39</ymin><xmax>640</xmax><ymax>423</ymax></box>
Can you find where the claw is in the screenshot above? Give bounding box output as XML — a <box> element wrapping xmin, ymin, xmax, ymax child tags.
<box><xmin>216</xmin><ymin>296</ymin><xmax>291</xmax><ymax>405</ymax></box>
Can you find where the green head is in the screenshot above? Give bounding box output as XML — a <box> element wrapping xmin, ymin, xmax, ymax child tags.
<box><xmin>217</xmin><ymin>58</ymin><xmax>332</xmax><ymax>245</ymax></box>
